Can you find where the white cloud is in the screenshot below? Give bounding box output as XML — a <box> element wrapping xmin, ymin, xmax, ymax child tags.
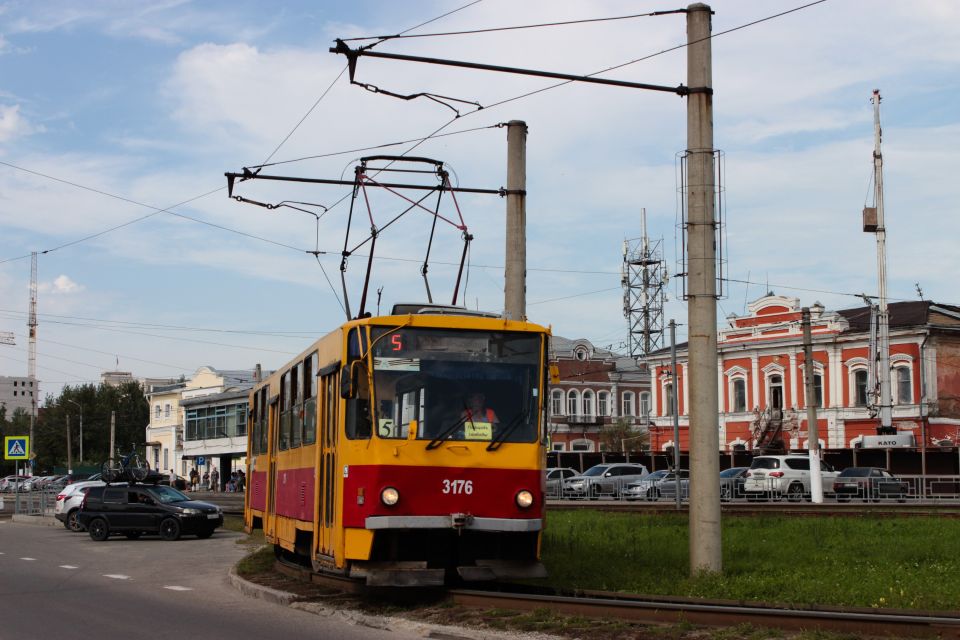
<box><xmin>0</xmin><ymin>104</ymin><xmax>39</xmax><ymax>143</ymax></box>
<box><xmin>37</xmin><ymin>275</ymin><xmax>84</xmax><ymax>295</ymax></box>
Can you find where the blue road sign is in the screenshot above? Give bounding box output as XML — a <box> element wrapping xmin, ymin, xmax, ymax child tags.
<box><xmin>4</xmin><ymin>436</ymin><xmax>29</xmax><ymax>460</ymax></box>
<box><xmin>197</xmin><ymin>456</ymin><xmax>206</xmax><ymax>466</ymax></box>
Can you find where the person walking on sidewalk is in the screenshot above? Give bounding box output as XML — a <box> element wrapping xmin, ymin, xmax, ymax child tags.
<box><xmin>210</xmin><ymin>467</ymin><xmax>220</xmax><ymax>492</ymax></box>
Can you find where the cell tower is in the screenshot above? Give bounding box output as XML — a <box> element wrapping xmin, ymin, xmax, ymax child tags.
<box><xmin>622</xmin><ymin>209</ymin><xmax>668</xmax><ymax>359</ymax></box>
<box><xmin>28</xmin><ymin>251</ymin><xmax>38</xmax><ymax>462</ymax></box>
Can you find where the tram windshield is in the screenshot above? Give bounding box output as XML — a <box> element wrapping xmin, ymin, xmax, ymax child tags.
<box><xmin>369</xmin><ymin>327</ymin><xmax>542</xmax><ymax>446</ymax></box>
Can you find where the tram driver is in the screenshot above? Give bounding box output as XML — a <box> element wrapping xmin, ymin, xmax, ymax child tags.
<box><xmin>460</xmin><ymin>391</ymin><xmax>499</xmax><ymax>441</ymax></box>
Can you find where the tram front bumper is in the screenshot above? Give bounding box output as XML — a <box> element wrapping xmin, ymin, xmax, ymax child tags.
<box><xmin>364</xmin><ymin>515</ymin><xmax>542</xmax><ymax>532</ymax></box>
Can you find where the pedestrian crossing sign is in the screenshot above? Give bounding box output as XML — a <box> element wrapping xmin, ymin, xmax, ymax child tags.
<box><xmin>4</xmin><ymin>436</ymin><xmax>29</xmax><ymax>460</ymax></box>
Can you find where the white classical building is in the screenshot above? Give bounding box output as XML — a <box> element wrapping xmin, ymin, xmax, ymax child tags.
<box><xmin>145</xmin><ymin>366</ymin><xmax>259</xmax><ymax>484</ymax></box>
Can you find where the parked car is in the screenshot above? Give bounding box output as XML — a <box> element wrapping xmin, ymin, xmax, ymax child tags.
<box><xmin>544</xmin><ymin>467</ymin><xmax>579</xmax><ymax>497</ymax></box>
<box><xmin>834</xmin><ymin>467</ymin><xmax>909</xmax><ymax>502</ymax></box>
<box><xmin>743</xmin><ymin>455</ymin><xmax>839</xmax><ymax>501</ymax></box>
<box><xmin>622</xmin><ymin>469</ymin><xmax>670</xmax><ymax>500</ymax></box>
<box><xmin>562</xmin><ymin>463</ymin><xmax>649</xmax><ymax>498</ymax></box>
<box><xmin>651</xmin><ymin>470</ymin><xmax>690</xmax><ymax>499</ymax></box>
<box><xmin>78</xmin><ymin>483</ymin><xmax>223</xmax><ymax>541</ymax></box>
<box><xmin>719</xmin><ymin>467</ymin><xmax>750</xmax><ymax>501</ymax></box>
<box><xmin>55</xmin><ymin>480</ymin><xmax>107</xmax><ymax>531</ymax></box>
<box><xmin>0</xmin><ymin>475</ymin><xmax>30</xmax><ymax>492</ymax></box>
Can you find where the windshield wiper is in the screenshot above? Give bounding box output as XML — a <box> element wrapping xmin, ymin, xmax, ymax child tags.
<box><xmin>487</xmin><ymin>408</ymin><xmax>529</xmax><ymax>451</ymax></box>
<box><xmin>425</xmin><ymin>415</ymin><xmax>469</xmax><ymax>450</ymax></box>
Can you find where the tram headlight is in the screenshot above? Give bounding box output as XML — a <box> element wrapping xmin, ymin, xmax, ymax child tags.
<box><xmin>515</xmin><ymin>490</ymin><xmax>534</xmax><ymax>509</ymax></box>
<box><xmin>380</xmin><ymin>486</ymin><xmax>400</xmax><ymax>506</ymax></box>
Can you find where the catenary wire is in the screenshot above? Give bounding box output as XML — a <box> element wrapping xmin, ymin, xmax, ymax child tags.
<box><xmin>342</xmin><ymin>9</ymin><xmax>686</xmax><ymax>43</ymax></box>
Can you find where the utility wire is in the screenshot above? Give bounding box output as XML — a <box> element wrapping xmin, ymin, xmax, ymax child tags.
<box><xmin>0</xmin><ymin>308</ymin><xmax>319</xmax><ymax>338</ymax></box>
<box><xmin>342</xmin><ymin>9</ymin><xmax>686</xmax><ymax>43</ymax></box>
<box><xmin>397</xmin><ymin>0</ymin><xmax>484</xmax><ymax>36</ymax></box>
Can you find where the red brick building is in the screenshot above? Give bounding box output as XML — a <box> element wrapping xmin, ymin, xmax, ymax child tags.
<box><xmin>644</xmin><ymin>294</ymin><xmax>960</xmax><ymax>452</ymax></box>
<box><xmin>547</xmin><ymin>337</ymin><xmax>650</xmax><ymax>452</ymax></box>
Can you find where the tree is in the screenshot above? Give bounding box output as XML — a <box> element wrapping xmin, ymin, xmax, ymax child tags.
<box><xmin>600</xmin><ymin>417</ymin><xmax>650</xmax><ymax>452</ymax></box>
<box><xmin>32</xmin><ymin>381</ymin><xmax>149</xmax><ymax>472</ymax></box>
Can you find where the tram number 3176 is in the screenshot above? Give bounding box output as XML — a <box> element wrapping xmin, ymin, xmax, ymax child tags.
<box><xmin>442</xmin><ymin>479</ymin><xmax>474</xmax><ymax>495</ymax></box>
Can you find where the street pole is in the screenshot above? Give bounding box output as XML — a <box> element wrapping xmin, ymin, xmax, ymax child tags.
<box><xmin>79</xmin><ymin>406</ymin><xmax>83</xmax><ymax>465</ymax></box>
<box><xmin>670</xmin><ymin>320</ymin><xmax>681</xmax><ymax>509</ymax></box>
<box><xmin>686</xmin><ymin>2</ymin><xmax>722</xmax><ymax>574</ymax></box>
<box><xmin>66</xmin><ymin>414</ymin><xmax>73</xmax><ymax>474</ymax></box>
<box><xmin>504</xmin><ymin>120</ymin><xmax>527</xmax><ymax>321</ymax></box>
<box><xmin>110</xmin><ymin>410</ymin><xmax>116</xmax><ymax>461</ymax></box>
<box><xmin>802</xmin><ymin>307</ymin><xmax>823</xmax><ymax>503</ymax></box>
<box><xmin>870</xmin><ymin>90</ymin><xmax>894</xmax><ymax>435</ymax></box>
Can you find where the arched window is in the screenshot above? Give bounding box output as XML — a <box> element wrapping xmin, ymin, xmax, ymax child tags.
<box><xmin>854</xmin><ymin>369</ymin><xmax>869</xmax><ymax>407</ymax></box>
<box><xmin>622</xmin><ymin>391</ymin><xmax>635</xmax><ymax>417</ymax></box>
<box><xmin>567</xmin><ymin>390</ymin><xmax>579</xmax><ymax>417</ymax></box>
<box><xmin>731</xmin><ymin>378</ymin><xmax>747</xmax><ymax>413</ymax></box>
<box><xmin>768</xmin><ymin>375</ymin><xmax>783</xmax><ymax>409</ymax></box>
<box><xmin>639</xmin><ymin>392</ymin><xmax>651</xmax><ymax>418</ymax></box>
<box><xmin>597</xmin><ymin>391</ymin><xmax>609</xmax><ymax>417</ymax></box>
<box><xmin>896</xmin><ymin>367</ymin><xmax>912</xmax><ymax>404</ymax></box>
<box><xmin>582</xmin><ymin>390</ymin><xmax>595</xmax><ymax>418</ymax></box>
<box><xmin>551</xmin><ymin>389</ymin><xmax>564</xmax><ymax>416</ymax></box>
<box><xmin>664</xmin><ymin>384</ymin><xmax>674</xmax><ymax>416</ymax></box>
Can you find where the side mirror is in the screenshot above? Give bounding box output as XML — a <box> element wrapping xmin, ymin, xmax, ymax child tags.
<box><xmin>340</xmin><ymin>364</ymin><xmax>355</xmax><ymax>399</ymax></box>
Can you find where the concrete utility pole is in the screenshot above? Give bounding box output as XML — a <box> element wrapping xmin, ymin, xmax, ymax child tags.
<box><xmin>504</xmin><ymin>120</ymin><xmax>527</xmax><ymax>321</ymax></box>
<box><xmin>870</xmin><ymin>90</ymin><xmax>894</xmax><ymax>435</ymax></box>
<box><xmin>670</xmin><ymin>319</ymin><xmax>682</xmax><ymax>509</ymax></box>
<box><xmin>685</xmin><ymin>3</ymin><xmax>722</xmax><ymax>574</ymax></box>
<box><xmin>801</xmin><ymin>307</ymin><xmax>824</xmax><ymax>503</ymax></box>
<box><xmin>28</xmin><ymin>251</ymin><xmax>38</xmax><ymax>472</ymax></box>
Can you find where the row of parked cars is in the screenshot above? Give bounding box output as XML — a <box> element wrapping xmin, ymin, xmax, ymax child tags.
<box><xmin>53</xmin><ymin>475</ymin><xmax>223</xmax><ymax>541</ymax></box>
<box><xmin>0</xmin><ymin>474</ymin><xmax>71</xmax><ymax>493</ymax></box>
<box><xmin>546</xmin><ymin>455</ymin><xmax>911</xmax><ymax>502</ymax></box>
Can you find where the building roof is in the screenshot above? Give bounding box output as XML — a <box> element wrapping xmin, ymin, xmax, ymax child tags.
<box><xmin>180</xmin><ymin>388</ymin><xmax>250</xmax><ymax>407</ymax></box>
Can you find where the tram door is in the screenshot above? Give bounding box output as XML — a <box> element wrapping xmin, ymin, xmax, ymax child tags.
<box><xmin>266</xmin><ymin>395</ymin><xmax>279</xmax><ymax>539</ymax></box>
<box><xmin>317</xmin><ymin>370</ymin><xmax>339</xmax><ymax>556</ymax></box>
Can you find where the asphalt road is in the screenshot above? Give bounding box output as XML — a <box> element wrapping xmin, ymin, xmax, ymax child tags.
<box><xmin>0</xmin><ymin>521</ymin><xmax>420</xmax><ymax>639</ymax></box>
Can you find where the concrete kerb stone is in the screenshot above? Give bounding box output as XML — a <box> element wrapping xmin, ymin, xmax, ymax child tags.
<box><xmin>228</xmin><ymin>555</ymin><xmax>562</xmax><ymax>640</ymax></box>
<box><xmin>227</xmin><ymin>565</ymin><xmax>299</xmax><ymax>606</ymax></box>
<box><xmin>11</xmin><ymin>514</ymin><xmax>60</xmax><ymax>527</ymax></box>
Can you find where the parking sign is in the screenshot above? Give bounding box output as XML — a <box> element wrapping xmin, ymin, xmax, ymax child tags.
<box><xmin>197</xmin><ymin>456</ymin><xmax>206</xmax><ymax>466</ymax></box>
<box><xmin>4</xmin><ymin>436</ymin><xmax>29</xmax><ymax>460</ymax></box>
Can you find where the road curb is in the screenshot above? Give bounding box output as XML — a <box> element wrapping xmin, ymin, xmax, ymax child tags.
<box><xmin>11</xmin><ymin>514</ymin><xmax>60</xmax><ymax>527</ymax></box>
<box><xmin>228</xmin><ymin>552</ymin><xmax>561</xmax><ymax>640</ymax></box>
<box><xmin>228</xmin><ymin>565</ymin><xmax>299</xmax><ymax>606</ymax></box>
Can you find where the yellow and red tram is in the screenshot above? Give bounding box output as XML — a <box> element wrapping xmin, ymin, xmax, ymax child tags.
<box><xmin>245</xmin><ymin>303</ymin><xmax>551</xmax><ymax>586</ymax></box>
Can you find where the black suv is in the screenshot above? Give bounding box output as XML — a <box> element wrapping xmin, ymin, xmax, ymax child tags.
<box><xmin>78</xmin><ymin>484</ymin><xmax>223</xmax><ymax>541</ymax></box>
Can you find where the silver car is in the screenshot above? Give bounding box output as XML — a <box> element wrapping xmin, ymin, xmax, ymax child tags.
<box><xmin>622</xmin><ymin>469</ymin><xmax>670</xmax><ymax>500</ymax></box>
<box><xmin>562</xmin><ymin>463</ymin><xmax>649</xmax><ymax>499</ymax></box>
<box><xmin>545</xmin><ymin>467</ymin><xmax>579</xmax><ymax>497</ymax></box>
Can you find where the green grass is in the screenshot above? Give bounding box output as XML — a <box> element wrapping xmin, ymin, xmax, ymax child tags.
<box><xmin>539</xmin><ymin>511</ymin><xmax>960</xmax><ymax>611</ymax></box>
<box><xmin>236</xmin><ymin>545</ymin><xmax>274</xmax><ymax>577</ymax></box>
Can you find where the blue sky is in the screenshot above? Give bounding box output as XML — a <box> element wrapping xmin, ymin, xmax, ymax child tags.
<box><xmin>1</xmin><ymin>0</ymin><xmax>959</xmax><ymax>401</ymax></box>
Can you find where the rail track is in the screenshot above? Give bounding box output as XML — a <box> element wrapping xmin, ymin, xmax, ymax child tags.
<box><xmin>272</xmin><ymin>555</ymin><xmax>960</xmax><ymax>638</ymax></box>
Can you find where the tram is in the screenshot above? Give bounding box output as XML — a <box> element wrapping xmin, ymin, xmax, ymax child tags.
<box><xmin>244</xmin><ymin>302</ymin><xmax>551</xmax><ymax>586</ymax></box>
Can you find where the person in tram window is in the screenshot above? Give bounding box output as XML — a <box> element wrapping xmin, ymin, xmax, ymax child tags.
<box><xmin>461</xmin><ymin>391</ymin><xmax>499</xmax><ymax>441</ymax></box>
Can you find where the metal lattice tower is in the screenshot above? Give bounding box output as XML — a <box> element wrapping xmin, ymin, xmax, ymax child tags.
<box><xmin>622</xmin><ymin>209</ymin><xmax>667</xmax><ymax>359</ymax></box>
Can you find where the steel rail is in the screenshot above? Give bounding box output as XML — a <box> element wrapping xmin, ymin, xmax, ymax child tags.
<box><xmin>450</xmin><ymin>589</ymin><xmax>960</xmax><ymax>638</ymax></box>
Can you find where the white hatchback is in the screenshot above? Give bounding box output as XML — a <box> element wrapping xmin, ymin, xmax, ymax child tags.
<box><xmin>55</xmin><ymin>480</ymin><xmax>106</xmax><ymax>531</ymax></box>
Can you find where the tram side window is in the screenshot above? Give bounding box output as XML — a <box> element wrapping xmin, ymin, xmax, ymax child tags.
<box><xmin>290</xmin><ymin>362</ymin><xmax>302</xmax><ymax>448</ymax></box>
<box><xmin>345</xmin><ymin>368</ymin><xmax>372</xmax><ymax>440</ymax></box>
<box><xmin>303</xmin><ymin>353</ymin><xmax>318</xmax><ymax>445</ymax></box>
<box><xmin>251</xmin><ymin>391</ymin><xmax>260</xmax><ymax>455</ymax></box>
<box><xmin>259</xmin><ymin>387</ymin><xmax>269</xmax><ymax>454</ymax></box>
<box><xmin>279</xmin><ymin>372</ymin><xmax>290</xmax><ymax>451</ymax></box>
